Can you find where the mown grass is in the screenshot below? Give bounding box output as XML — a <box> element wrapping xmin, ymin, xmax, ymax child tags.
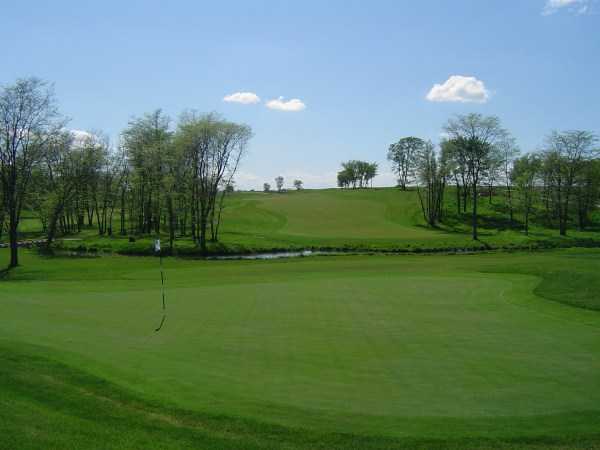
<box><xmin>11</xmin><ymin>187</ymin><xmax>592</xmax><ymax>256</ymax></box>
<box><xmin>3</xmin><ymin>342</ymin><xmax>600</xmax><ymax>450</ymax></box>
<box><xmin>1</xmin><ymin>248</ymin><xmax>600</xmax><ymax>448</ymax></box>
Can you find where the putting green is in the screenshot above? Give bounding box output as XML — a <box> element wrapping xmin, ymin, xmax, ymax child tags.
<box><xmin>1</xmin><ymin>249</ymin><xmax>600</xmax><ymax>447</ymax></box>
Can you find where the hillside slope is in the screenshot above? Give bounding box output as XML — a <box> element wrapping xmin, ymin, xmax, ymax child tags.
<box><xmin>211</xmin><ymin>187</ymin><xmax>599</xmax><ymax>251</ymax></box>
<box><xmin>7</xmin><ymin>187</ymin><xmax>600</xmax><ymax>254</ymax></box>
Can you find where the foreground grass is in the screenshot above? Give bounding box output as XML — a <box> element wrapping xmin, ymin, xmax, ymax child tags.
<box><xmin>1</xmin><ymin>248</ymin><xmax>600</xmax><ymax>448</ymax></box>
<box><xmin>3</xmin><ymin>342</ymin><xmax>599</xmax><ymax>450</ymax></box>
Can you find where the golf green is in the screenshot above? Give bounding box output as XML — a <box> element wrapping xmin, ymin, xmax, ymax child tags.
<box><xmin>1</xmin><ymin>248</ymin><xmax>600</xmax><ymax>448</ymax></box>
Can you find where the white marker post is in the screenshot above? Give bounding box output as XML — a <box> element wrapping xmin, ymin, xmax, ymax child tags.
<box><xmin>154</xmin><ymin>238</ymin><xmax>166</xmax><ymax>332</ymax></box>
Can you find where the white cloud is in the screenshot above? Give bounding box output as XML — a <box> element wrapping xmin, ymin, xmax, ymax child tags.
<box><xmin>223</xmin><ymin>92</ymin><xmax>261</xmax><ymax>104</ymax></box>
<box><xmin>426</xmin><ymin>75</ymin><xmax>490</xmax><ymax>104</ymax></box>
<box><xmin>265</xmin><ymin>97</ymin><xmax>306</xmax><ymax>112</ymax></box>
<box><xmin>70</xmin><ymin>129</ymin><xmax>93</xmax><ymax>147</ymax></box>
<box><xmin>542</xmin><ymin>0</ymin><xmax>590</xmax><ymax>15</ymax></box>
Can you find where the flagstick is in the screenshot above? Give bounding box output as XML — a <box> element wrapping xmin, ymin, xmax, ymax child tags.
<box><xmin>155</xmin><ymin>238</ymin><xmax>167</xmax><ymax>332</ymax></box>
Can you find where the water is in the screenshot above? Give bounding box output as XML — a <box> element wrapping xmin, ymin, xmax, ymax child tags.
<box><xmin>207</xmin><ymin>250</ymin><xmax>344</xmax><ymax>260</ymax></box>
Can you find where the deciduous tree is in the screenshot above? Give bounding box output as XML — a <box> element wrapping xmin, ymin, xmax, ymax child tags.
<box><xmin>541</xmin><ymin>130</ymin><xmax>598</xmax><ymax>235</ymax></box>
<box><xmin>415</xmin><ymin>141</ymin><xmax>446</xmax><ymax>227</ymax></box>
<box><xmin>511</xmin><ymin>154</ymin><xmax>541</xmax><ymax>235</ymax></box>
<box><xmin>444</xmin><ymin>113</ymin><xmax>507</xmax><ymax>240</ymax></box>
<box><xmin>388</xmin><ymin>137</ymin><xmax>424</xmax><ymax>190</ymax></box>
<box><xmin>0</xmin><ymin>78</ymin><xmax>64</xmax><ymax>267</ymax></box>
<box><xmin>275</xmin><ymin>176</ymin><xmax>284</xmax><ymax>192</ymax></box>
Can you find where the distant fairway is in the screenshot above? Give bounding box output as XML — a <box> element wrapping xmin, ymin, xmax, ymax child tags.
<box><xmin>218</xmin><ymin>188</ymin><xmax>472</xmax><ymax>248</ymax></box>
<box><xmin>7</xmin><ymin>187</ymin><xmax>600</xmax><ymax>255</ymax></box>
<box><xmin>2</xmin><ymin>248</ymin><xmax>600</xmax><ymax>449</ymax></box>
<box><xmin>228</xmin><ymin>189</ymin><xmax>431</xmax><ymax>238</ymax></box>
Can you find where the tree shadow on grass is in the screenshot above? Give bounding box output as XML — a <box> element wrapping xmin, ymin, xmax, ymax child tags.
<box><xmin>439</xmin><ymin>208</ymin><xmax>524</xmax><ymax>234</ymax></box>
<box><xmin>0</xmin><ymin>267</ymin><xmax>13</xmax><ymax>280</ymax></box>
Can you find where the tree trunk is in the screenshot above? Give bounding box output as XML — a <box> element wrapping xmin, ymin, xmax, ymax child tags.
<box><xmin>455</xmin><ymin>182</ymin><xmax>461</xmax><ymax>214</ymax></box>
<box><xmin>46</xmin><ymin>203</ymin><xmax>65</xmax><ymax>247</ymax></box>
<box><xmin>120</xmin><ymin>188</ymin><xmax>126</xmax><ymax>235</ymax></box>
<box><xmin>167</xmin><ymin>196</ymin><xmax>175</xmax><ymax>252</ymax></box>
<box><xmin>199</xmin><ymin>211</ymin><xmax>208</xmax><ymax>252</ymax></box>
<box><xmin>87</xmin><ymin>204</ymin><xmax>94</xmax><ymax>226</ymax></box>
<box><xmin>472</xmin><ymin>184</ymin><xmax>478</xmax><ymax>240</ymax></box>
<box><xmin>559</xmin><ymin>216</ymin><xmax>567</xmax><ymax>236</ymax></box>
<box><xmin>213</xmin><ymin>190</ymin><xmax>228</xmax><ymax>242</ymax></box>
<box><xmin>0</xmin><ymin>211</ymin><xmax>5</xmax><ymax>241</ymax></box>
<box><xmin>506</xmin><ymin>184</ymin><xmax>514</xmax><ymax>227</ymax></box>
<box><xmin>8</xmin><ymin>207</ymin><xmax>18</xmax><ymax>268</ymax></box>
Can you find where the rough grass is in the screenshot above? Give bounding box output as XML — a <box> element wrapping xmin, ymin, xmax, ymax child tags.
<box><xmin>1</xmin><ymin>248</ymin><xmax>600</xmax><ymax>448</ymax></box>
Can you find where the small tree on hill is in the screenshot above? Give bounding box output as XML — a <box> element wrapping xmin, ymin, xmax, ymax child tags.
<box><xmin>574</xmin><ymin>159</ymin><xmax>600</xmax><ymax>230</ymax></box>
<box><xmin>415</xmin><ymin>142</ymin><xmax>446</xmax><ymax>227</ymax></box>
<box><xmin>293</xmin><ymin>179</ymin><xmax>303</xmax><ymax>190</ymax></box>
<box><xmin>511</xmin><ymin>154</ymin><xmax>541</xmax><ymax>235</ymax></box>
<box><xmin>540</xmin><ymin>130</ymin><xmax>598</xmax><ymax>235</ymax></box>
<box><xmin>275</xmin><ymin>176</ymin><xmax>284</xmax><ymax>192</ymax></box>
<box><xmin>337</xmin><ymin>160</ymin><xmax>378</xmax><ymax>188</ymax></box>
<box><xmin>444</xmin><ymin>113</ymin><xmax>507</xmax><ymax>240</ymax></box>
<box><xmin>498</xmin><ymin>135</ymin><xmax>520</xmax><ymax>224</ymax></box>
<box><xmin>388</xmin><ymin>137</ymin><xmax>424</xmax><ymax>190</ymax></box>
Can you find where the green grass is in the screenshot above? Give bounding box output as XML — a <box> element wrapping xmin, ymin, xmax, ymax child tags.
<box><xmin>2</xmin><ymin>248</ymin><xmax>600</xmax><ymax>448</ymax></box>
<box><xmin>37</xmin><ymin>188</ymin><xmax>598</xmax><ymax>255</ymax></box>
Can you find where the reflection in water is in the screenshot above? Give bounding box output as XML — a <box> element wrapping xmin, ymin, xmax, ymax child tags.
<box><xmin>207</xmin><ymin>250</ymin><xmax>344</xmax><ymax>260</ymax></box>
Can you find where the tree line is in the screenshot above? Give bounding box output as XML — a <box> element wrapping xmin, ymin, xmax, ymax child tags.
<box><xmin>0</xmin><ymin>77</ymin><xmax>251</xmax><ymax>267</ymax></box>
<box><xmin>388</xmin><ymin>113</ymin><xmax>599</xmax><ymax>239</ymax></box>
<box><xmin>2</xmin><ymin>78</ymin><xmax>598</xmax><ymax>268</ymax></box>
<box><xmin>337</xmin><ymin>160</ymin><xmax>378</xmax><ymax>188</ymax></box>
<box><xmin>263</xmin><ymin>177</ymin><xmax>303</xmax><ymax>192</ymax></box>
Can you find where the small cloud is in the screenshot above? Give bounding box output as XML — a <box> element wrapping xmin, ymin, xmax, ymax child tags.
<box><xmin>265</xmin><ymin>97</ymin><xmax>306</xmax><ymax>112</ymax></box>
<box><xmin>426</xmin><ymin>75</ymin><xmax>490</xmax><ymax>104</ymax></box>
<box><xmin>71</xmin><ymin>129</ymin><xmax>92</xmax><ymax>139</ymax></box>
<box><xmin>70</xmin><ymin>129</ymin><xmax>93</xmax><ymax>147</ymax></box>
<box><xmin>223</xmin><ymin>92</ymin><xmax>261</xmax><ymax>104</ymax></box>
<box><xmin>542</xmin><ymin>0</ymin><xmax>590</xmax><ymax>15</ymax></box>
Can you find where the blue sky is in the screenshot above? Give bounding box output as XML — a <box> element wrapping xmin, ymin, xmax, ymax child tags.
<box><xmin>2</xmin><ymin>0</ymin><xmax>599</xmax><ymax>188</ymax></box>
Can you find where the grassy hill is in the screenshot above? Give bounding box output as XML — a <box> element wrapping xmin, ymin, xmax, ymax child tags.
<box><xmin>35</xmin><ymin>187</ymin><xmax>600</xmax><ymax>255</ymax></box>
<box><xmin>1</xmin><ymin>248</ymin><xmax>600</xmax><ymax>449</ymax></box>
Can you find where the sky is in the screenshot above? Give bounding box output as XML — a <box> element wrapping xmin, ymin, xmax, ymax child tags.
<box><xmin>2</xmin><ymin>0</ymin><xmax>599</xmax><ymax>189</ymax></box>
